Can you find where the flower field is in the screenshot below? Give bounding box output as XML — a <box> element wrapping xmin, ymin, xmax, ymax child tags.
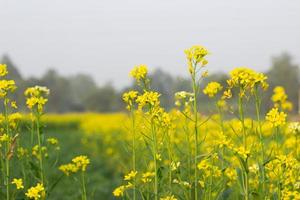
<box><xmin>0</xmin><ymin>45</ymin><xmax>299</xmax><ymax>200</ymax></box>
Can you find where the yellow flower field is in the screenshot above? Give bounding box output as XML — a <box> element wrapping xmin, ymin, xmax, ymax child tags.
<box><xmin>0</xmin><ymin>45</ymin><xmax>299</xmax><ymax>200</ymax></box>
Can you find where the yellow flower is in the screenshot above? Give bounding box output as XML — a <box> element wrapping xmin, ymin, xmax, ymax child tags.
<box><xmin>11</xmin><ymin>101</ymin><xmax>17</xmax><ymax>109</ymax></box>
<box><xmin>266</xmin><ymin>108</ymin><xmax>287</xmax><ymax>127</ymax></box>
<box><xmin>225</xmin><ymin>168</ymin><xmax>237</xmax><ymax>186</ymax></box>
<box><xmin>72</xmin><ymin>155</ymin><xmax>90</xmax><ymax>172</ymax></box>
<box><xmin>222</xmin><ymin>89</ymin><xmax>232</xmax><ymax>99</ymax></box>
<box><xmin>0</xmin><ymin>64</ymin><xmax>8</xmax><ymax>76</ymax></box>
<box><xmin>25</xmin><ymin>183</ymin><xmax>45</xmax><ymax>200</ymax></box>
<box><xmin>130</xmin><ymin>65</ymin><xmax>148</xmax><ymax>82</ymax></box>
<box><xmin>184</xmin><ymin>45</ymin><xmax>209</xmax><ymax>64</ymax></box>
<box><xmin>160</xmin><ymin>195</ymin><xmax>177</xmax><ymax>200</ymax></box>
<box><xmin>141</xmin><ymin>172</ymin><xmax>155</xmax><ymax>183</ymax></box>
<box><xmin>47</xmin><ymin>137</ymin><xmax>58</xmax><ymax>145</ymax></box>
<box><xmin>123</xmin><ymin>90</ymin><xmax>138</xmax><ymax>110</ymax></box>
<box><xmin>0</xmin><ymin>80</ymin><xmax>16</xmax><ymax>98</ymax></box>
<box><xmin>0</xmin><ymin>134</ymin><xmax>10</xmax><ymax>142</ymax></box>
<box><xmin>272</xmin><ymin>86</ymin><xmax>287</xmax><ymax>103</ymax></box>
<box><xmin>124</xmin><ymin>170</ymin><xmax>137</xmax><ymax>181</ymax></box>
<box><xmin>59</xmin><ymin>163</ymin><xmax>79</xmax><ymax>176</ymax></box>
<box><xmin>113</xmin><ymin>185</ymin><xmax>125</xmax><ymax>197</ymax></box>
<box><xmin>227</xmin><ymin>67</ymin><xmax>268</xmax><ymax>95</ymax></box>
<box><xmin>203</xmin><ymin>82</ymin><xmax>223</xmax><ymax>98</ymax></box>
<box><xmin>25</xmin><ymin>86</ymin><xmax>49</xmax><ymax>112</ymax></box>
<box><xmin>136</xmin><ymin>91</ymin><xmax>160</xmax><ymax>109</ymax></box>
<box><xmin>11</xmin><ymin>178</ymin><xmax>24</xmax><ymax>190</ymax></box>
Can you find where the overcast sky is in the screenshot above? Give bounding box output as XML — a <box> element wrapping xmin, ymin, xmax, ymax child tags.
<box><xmin>0</xmin><ymin>0</ymin><xmax>299</xmax><ymax>87</ymax></box>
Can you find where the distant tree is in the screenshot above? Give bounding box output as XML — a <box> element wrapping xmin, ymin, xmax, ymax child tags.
<box><xmin>85</xmin><ymin>83</ymin><xmax>118</xmax><ymax>112</ymax></box>
<box><xmin>68</xmin><ymin>74</ymin><xmax>98</xmax><ymax>110</ymax></box>
<box><xmin>39</xmin><ymin>69</ymin><xmax>76</xmax><ymax>112</ymax></box>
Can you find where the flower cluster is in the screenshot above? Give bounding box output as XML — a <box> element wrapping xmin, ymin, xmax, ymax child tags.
<box><xmin>184</xmin><ymin>45</ymin><xmax>209</xmax><ymax>75</ymax></box>
<box><xmin>130</xmin><ymin>64</ymin><xmax>148</xmax><ymax>82</ymax></box>
<box><xmin>271</xmin><ymin>86</ymin><xmax>293</xmax><ymax>111</ymax></box>
<box><xmin>122</xmin><ymin>90</ymin><xmax>138</xmax><ymax>110</ymax></box>
<box><xmin>24</xmin><ymin>86</ymin><xmax>49</xmax><ymax>112</ymax></box>
<box><xmin>266</xmin><ymin>108</ymin><xmax>287</xmax><ymax>127</ymax></box>
<box><xmin>59</xmin><ymin>155</ymin><xmax>90</xmax><ymax>176</ymax></box>
<box><xmin>225</xmin><ymin>67</ymin><xmax>268</xmax><ymax>97</ymax></box>
<box><xmin>25</xmin><ymin>183</ymin><xmax>45</xmax><ymax>200</ymax></box>
<box><xmin>203</xmin><ymin>81</ymin><xmax>223</xmax><ymax>98</ymax></box>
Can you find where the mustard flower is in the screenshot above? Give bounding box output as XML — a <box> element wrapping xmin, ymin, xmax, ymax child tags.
<box><xmin>136</xmin><ymin>91</ymin><xmax>160</xmax><ymax>109</ymax></box>
<box><xmin>272</xmin><ymin>86</ymin><xmax>293</xmax><ymax>111</ymax></box>
<box><xmin>130</xmin><ymin>64</ymin><xmax>148</xmax><ymax>82</ymax></box>
<box><xmin>141</xmin><ymin>172</ymin><xmax>155</xmax><ymax>183</ymax></box>
<box><xmin>124</xmin><ymin>170</ymin><xmax>137</xmax><ymax>181</ymax></box>
<box><xmin>59</xmin><ymin>163</ymin><xmax>79</xmax><ymax>176</ymax></box>
<box><xmin>266</xmin><ymin>108</ymin><xmax>287</xmax><ymax>127</ymax></box>
<box><xmin>203</xmin><ymin>81</ymin><xmax>223</xmax><ymax>98</ymax></box>
<box><xmin>25</xmin><ymin>183</ymin><xmax>45</xmax><ymax>200</ymax></box>
<box><xmin>122</xmin><ymin>90</ymin><xmax>138</xmax><ymax>110</ymax></box>
<box><xmin>160</xmin><ymin>195</ymin><xmax>178</xmax><ymax>200</ymax></box>
<box><xmin>72</xmin><ymin>155</ymin><xmax>90</xmax><ymax>172</ymax></box>
<box><xmin>11</xmin><ymin>178</ymin><xmax>24</xmax><ymax>190</ymax></box>
<box><xmin>289</xmin><ymin>122</ymin><xmax>300</xmax><ymax>135</ymax></box>
<box><xmin>0</xmin><ymin>64</ymin><xmax>8</xmax><ymax>76</ymax></box>
<box><xmin>25</xmin><ymin>86</ymin><xmax>49</xmax><ymax>112</ymax></box>
<box><xmin>113</xmin><ymin>185</ymin><xmax>125</xmax><ymax>197</ymax></box>
<box><xmin>0</xmin><ymin>80</ymin><xmax>16</xmax><ymax>98</ymax></box>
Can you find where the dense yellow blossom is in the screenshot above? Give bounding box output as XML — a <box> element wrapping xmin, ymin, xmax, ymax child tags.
<box><xmin>266</xmin><ymin>108</ymin><xmax>287</xmax><ymax>127</ymax></box>
<box><xmin>136</xmin><ymin>91</ymin><xmax>160</xmax><ymax>109</ymax></box>
<box><xmin>0</xmin><ymin>64</ymin><xmax>8</xmax><ymax>76</ymax></box>
<box><xmin>72</xmin><ymin>155</ymin><xmax>90</xmax><ymax>172</ymax></box>
<box><xmin>0</xmin><ymin>80</ymin><xmax>16</xmax><ymax>98</ymax></box>
<box><xmin>272</xmin><ymin>86</ymin><xmax>293</xmax><ymax>111</ymax></box>
<box><xmin>25</xmin><ymin>183</ymin><xmax>45</xmax><ymax>200</ymax></box>
<box><xmin>25</xmin><ymin>86</ymin><xmax>49</xmax><ymax>112</ymax></box>
<box><xmin>123</xmin><ymin>90</ymin><xmax>138</xmax><ymax>110</ymax></box>
<box><xmin>59</xmin><ymin>163</ymin><xmax>79</xmax><ymax>176</ymax></box>
<box><xmin>130</xmin><ymin>64</ymin><xmax>148</xmax><ymax>82</ymax></box>
<box><xmin>160</xmin><ymin>195</ymin><xmax>177</xmax><ymax>200</ymax></box>
<box><xmin>203</xmin><ymin>81</ymin><xmax>223</xmax><ymax>98</ymax></box>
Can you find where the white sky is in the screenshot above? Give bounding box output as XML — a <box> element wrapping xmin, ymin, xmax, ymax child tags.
<box><xmin>0</xmin><ymin>0</ymin><xmax>300</xmax><ymax>87</ymax></box>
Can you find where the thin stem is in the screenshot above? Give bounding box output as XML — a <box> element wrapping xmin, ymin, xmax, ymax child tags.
<box><xmin>150</xmin><ymin>115</ymin><xmax>158</xmax><ymax>200</ymax></box>
<box><xmin>238</xmin><ymin>95</ymin><xmax>249</xmax><ymax>200</ymax></box>
<box><xmin>130</xmin><ymin>109</ymin><xmax>137</xmax><ymax>200</ymax></box>
<box><xmin>81</xmin><ymin>171</ymin><xmax>87</xmax><ymax>200</ymax></box>
<box><xmin>254</xmin><ymin>89</ymin><xmax>266</xmax><ymax>196</ymax></box>
<box><xmin>36</xmin><ymin>112</ymin><xmax>44</xmax><ymax>184</ymax></box>
<box><xmin>192</xmin><ymin>69</ymin><xmax>199</xmax><ymax>200</ymax></box>
<box><xmin>4</xmin><ymin>99</ymin><xmax>10</xmax><ymax>200</ymax></box>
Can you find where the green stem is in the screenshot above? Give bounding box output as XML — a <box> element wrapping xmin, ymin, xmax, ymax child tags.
<box><xmin>4</xmin><ymin>98</ymin><xmax>10</xmax><ymax>200</ymax></box>
<box><xmin>192</xmin><ymin>70</ymin><xmax>199</xmax><ymax>200</ymax></box>
<box><xmin>254</xmin><ymin>89</ymin><xmax>266</xmax><ymax>196</ymax></box>
<box><xmin>36</xmin><ymin>112</ymin><xmax>44</xmax><ymax>185</ymax></box>
<box><xmin>238</xmin><ymin>95</ymin><xmax>249</xmax><ymax>200</ymax></box>
<box><xmin>81</xmin><ymin>171</ymin><xmax>87</xmax><ymax>200</ymax></box>
<box><xmin>151</xmin><ymin>116</ymin><xmax>158</xmax><ymax>200</ymax></box>
<box><xmin>130</xmin><ymin>109</ymin><xmax>136</xmax><ymax>200</ymax></box>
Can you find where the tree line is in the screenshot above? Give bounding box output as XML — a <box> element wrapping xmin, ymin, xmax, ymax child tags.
<box><xmin>1</xmin><ymin>53</ymin><xmax>299</xmax><ymax>114</ymax></box>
